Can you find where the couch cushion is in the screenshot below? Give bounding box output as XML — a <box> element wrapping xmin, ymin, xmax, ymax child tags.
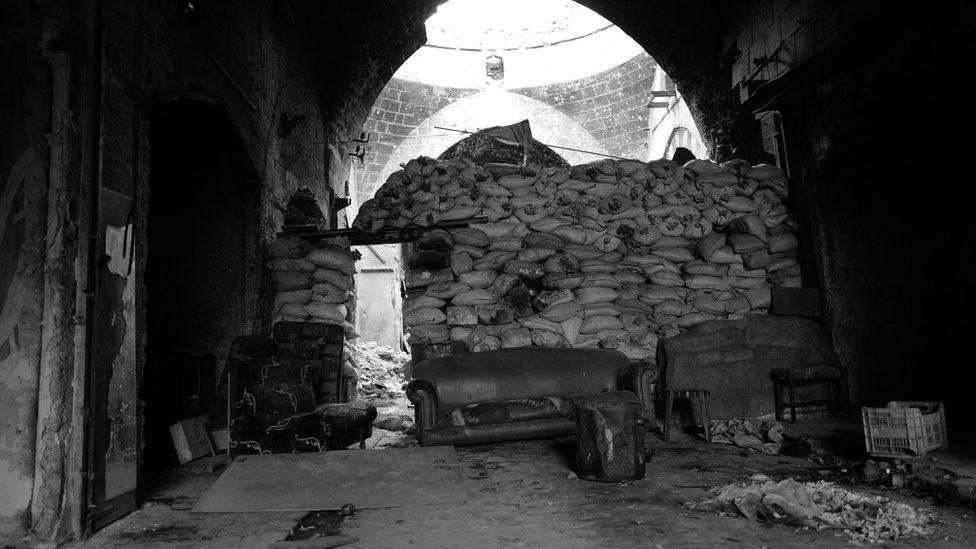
<box><xmin>413</xmin><ymin>347</ymin><xmax>630</xmax><ymax>408</ymax></box>
<box><xmin>435</xmin><ymin>396</ymin><xmax>571</xmax><ymax>428</ymax></box>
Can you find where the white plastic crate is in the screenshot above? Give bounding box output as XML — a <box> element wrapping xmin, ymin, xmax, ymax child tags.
<box><xmin>862</xmin><ymin>401</ymin><xmax>947</xmax><ymax>458</ymax></box>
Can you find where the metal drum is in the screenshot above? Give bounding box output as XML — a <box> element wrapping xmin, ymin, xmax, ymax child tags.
<box><xmin>571</xmin><ymin>392</ymin><xmax>646</xmax><ymax>482</ymax></box>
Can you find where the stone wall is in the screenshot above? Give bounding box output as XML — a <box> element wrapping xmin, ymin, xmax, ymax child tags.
<box><xmin>722</xmin><ymin>0</ymin><xmax>976</xmax><ymax>429</ymax></box>
<box><xmin>0</xmin><ymin>1</ymin><xmax>50</xmax><ymax>537</ymax></box>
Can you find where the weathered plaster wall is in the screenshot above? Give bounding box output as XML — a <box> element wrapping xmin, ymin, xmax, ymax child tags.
<box><xmin>0</xmin><ymin>0</ymin><xmax>53</xmax><ymax>539</ymax></box>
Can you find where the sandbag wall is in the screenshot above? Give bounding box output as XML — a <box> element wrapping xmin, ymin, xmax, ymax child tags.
<box><xmin>354</xmin><ymin>156</ymin><xmax>799</xmax><ymax>361</ymax></box>
<box><xmin>268</xmin><ymin>236</ymin><xmax>360</xmax><ymax>338</ymax></box>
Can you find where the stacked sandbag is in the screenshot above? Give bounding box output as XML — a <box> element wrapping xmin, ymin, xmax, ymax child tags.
<box><xmin>358</xmin><ymin>155</ymin><xmax>799</xmax><ymax>361</ymax></box>
<box><xmin>269</xmin><ymin>236</ymin><xmax>361</xmax><ymax>339</ymax></box>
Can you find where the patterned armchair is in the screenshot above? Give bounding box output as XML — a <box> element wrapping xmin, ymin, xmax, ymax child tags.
<box><xmin>227</xmin><ymin>323</ymin><xmax>376</xmax><ymax>456</ymax></box>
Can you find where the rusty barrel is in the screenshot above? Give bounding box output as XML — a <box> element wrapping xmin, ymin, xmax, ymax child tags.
<box><xmin>570</xmin><ymin>391</ymin><xmax>646</xmax><ymax>482</ymax></box>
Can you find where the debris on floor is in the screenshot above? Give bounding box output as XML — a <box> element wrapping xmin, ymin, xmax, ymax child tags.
<box><xmin>688</xmin><ymin>478</ymin><xmax>934</xmax><ymax>543</ymax></box>
<box><xmin>345</xmin><ymin>341</ymin><xmax>409</xmax><ymax>402</ymax></box>
<box><xmin>710</xmin><ymin>418</ymin><xmax>785</xmax><ymax>454</ymax></box>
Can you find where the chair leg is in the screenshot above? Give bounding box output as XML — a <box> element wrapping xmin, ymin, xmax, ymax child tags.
<box><xmin>664</xmin><ymin>390</ymin><xmax>675</xmax><ymax>443</ymax></box>
<box><xmin>787</xmin><ymin>376</ymin><xmax>797</xmax><ymax>424</ymax></box>
<box><xmin>773</xmin><ymin>379</ymin><xmax>783</xmax><ymax>422</ymax></box>
<box><xmin>700</xmin><ymin>393</ymin><xmax>712</xmax><ymax>444</ymax></box>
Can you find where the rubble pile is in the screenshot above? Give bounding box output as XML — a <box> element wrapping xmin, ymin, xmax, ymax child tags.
<box><xmin>268</xmin><ymin>236</ymin><xmax>360</xmax><ymax>339</ymax></box>
<box><xmin>354</xmin><ymin>155</ymin><xmax>799</xmax><ymax>359</ymax></box>
<box><xmin>345</xmin><ymin>341</ymin><xmax>409</xmax><ymax>402</ymax></box>
<box><xmin>689</xmin><ymin>478</ymin><xmax>934</xmax><ymax>543</ymax></box>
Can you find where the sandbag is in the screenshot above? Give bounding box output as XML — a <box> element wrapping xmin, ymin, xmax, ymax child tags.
<box><xmin>490</xmin><ymin>273</ymin><xmax>520</xmax><ymax>297</ymax></box>
<box><xmin>579</xmin><ymin>260</ymin><xmax>615</xmax><ymax>273</ymax></box>
<box><xmin>489</xmin><ymin>235</ymin><xmax>524</xmax><ymax>252</ymax></box>
<box><xmin>767</xmin><ymin>231</ymin><xmax>798</xmax><ymax>253</ymax></box>
<box><xmin>523</xmin><ymin>232</ymin><xmax>566</xmax><ymax>250</ymax></box>
<box><xmin>563</xmin><ymin>245</ymin><xmax>605</xmax><ymax>260</ymax></box>
<box><xmin>473</xmin><ymin>251</ymin><xmax>516</xmax><ymax>271</ymax></box>
<box><xmin>544</xmin><ymin>254</ymin><xmax>581</xmax><ymax>274</ymax></box>
<box><xmin>273</xmin><ymin>271</ymin><xmax>314</xmax><ymax>291</ymax></box>
<box><xmin>539</xmin><ymin>302</ymin><xmax>583</xmax><ymax>322</ymax></box>
<box><xmin>580</xmin><ymin>272</ymin><xmax>619</xmax><ymax>288</ymax></box>
<box><xmin>274</xmin><ymin>289</ymin><xmax>312</xmax><ymax>307</ymax></box>
<box><xmin>697</xmin><ymin>232</ymin><xmax>726</xmax><ymax>260</ymax></box>
<box><xmin>278</xmin><ymin>303</ymin><xmax>310</xmax><ymax>319</ymax></box>
<box><xmin>453</xmin><ymin>244</ymin><xmax>487</xmax><ymax>259</ymax></box>
<box><xmin>450</xmin><ymin>327</ymin><xmax>475</xmax><ymax>342</ymax></box>
<box><xmin>561</xmin><ymin>317</ymin><xmax>582</xmax><ymax>345</ymax></box>
<box><xmin>653</xmin><ymin>247</ymin><xmax>695</xmax><ymax>263</ymax></box>
<box><xmin>426</xmin><ymin>282</ymin><xmax>471</xmax><ymax>299</ymax></box>
<box><xmin>312</xmin><ymin>268</ymin><xmax>354</xmax><ymax>290</ymax></box>
<box><xmin>445</xmin><ymin>306</ymin><xmax>478</xmax><ymax>326</ymax></box>
<box><xmin>576</xmin><ymin>287</ymin><xmax>619</xmax><ymax>304</ymax></box>
<box><xmin>304</xmin><ymin>302</ymin><xmax>347</xmax><ymax>323</ymax></box>
<box><xmin>708</xmin><ymin>246</ymin><xmax>742</xmax><ymax>265</ymax></box>
<box><xmin>307</xmin><ymin>245</ymin><xmax>359</xmax><ymax>275</ymax></box>
<box><xmin>453</xmin><ymin>289</ymin><xmax>497</xmax><ymax>306</ymax></box>
<box><xmin>452</xmin><ymin>227</ymin><xmax>491</xmax><ymax>247</ymax></box>
<box><xmin>728</xmin><ymin>234</ymin><xmax>766</xmax><ymax>254</ymax></box>
<box><xmin>580</xmin><ymin>315</ymin><xmax>624</xmax><ymax>334</ymax></box>
<box><xmin>404</xmin><ymin>308</ymin><xmax>446</xmax><ymax>326</ymax></box>
<box><xmin>403</xmin><ymin>295</ymin><xmax>446</xmax><ymax>313</ymax></box>
<box><xmin>648</xmin><ymin>270</ymin><xmax>683</xmax><ymax>287</ymax></box>
<box><xmin>533</xmin><ymin>289</ymin><xmax>575</xmax><ymax>309</ymax></box>
<box><xmin>503</xmin><ymin>260</ymin><xmax>546</xmax><ymax>279</ymax></box>
<box><xmin>517</xmin><ymin>247</ymin><xmax>557</xmax><ymax>263</ymax></box>
<box><xmin>745</xmin><ymin>287</ymin><xmax>772</xmax><ymax>309</ymax></box>
<box><xmin>267</xmin><ymin>258</ymin><xmax>316</xmax><ymax>273</ymax></box>
<box><xmin>684</xmin><ymin>275</ymin><xmax>731</xmax><ymax>291</ymax></box>
<box><xmin>417</xmin><ymin>229</ymin><xmax>453</xmax><ymax>250</ymax></box>
<box><xmin>450</xmin><ymin>252</ymin><xmax>473</xmax><ymax>275</ymax></box>
<box><xmin>541</xmin><ymin>273</ymin><xmax>584</xmax><ymax>289</ymax></box>
<box><xmin>725</xmin><ymin>276</ymin><xmax>767</xmax><ymax>290</ymax></box>
<box><xmin>520</xmin><ymin>316</ymin><xmax>563</xmax><ymax>334</ymax></box>
<box><xmin>500</xmin><ymin>328</ymin><xmax>532</xmax><ymax>348</ymax></box>
<box><xmin>409</xmin><ymin>324</ymin><xmax>449</xmax><ymax>344</ymax></box>
<box><xmin>269</xmin><ymin>236</ymin><xmax>312</xmax><ymax>259</ymax></box>
<box><xmin>654</xmin><ymin>300</ymin><xmax>688</xmax><ymax>316</ymax></box>
<box><xmin>726</xmin><ymin>214</ymin><xmax>768</xmax><ymax>242</ymax></box>
<box><xmin>310</xmin><ymin>282</ymin><xmax>349</xmax><ymax>304</ymax></box>
<box><xmin>472</xmin><ymin>335</ymin><xmax>501</xmax><ymax>352</ymax></box>
<box><xmin>530</xmin><ymin>330</ymin><xmax>566</xmax><ymax>348</ymax></box>
<box><xmin>583</xmin><ymin>303</ymin><xmax>620</xmax><ymax>317</ymax></box>
<box><xmin>682</xmin><ymin>260</ymin><xmax>729</xmax><ymax>277</ymax></box>
<box><xmin>458</xmin><ymin>270</ymin><xmax>498</xmax><ymax>289</ymax></box>
<box><xmin>552</xmin><ymin>225</ymin><xmax>588</xmax><ymax>245</ymax></box>
<box><xmin>638</xmin><ymin>285</ymin><xmax>681</xmax><ymax>304</ymax></box>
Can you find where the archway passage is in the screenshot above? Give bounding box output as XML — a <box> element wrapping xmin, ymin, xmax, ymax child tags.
<box><xmin>141</xmin><ymin>100</ymin><xmax>258</xmax><ymax>478</ymax></box>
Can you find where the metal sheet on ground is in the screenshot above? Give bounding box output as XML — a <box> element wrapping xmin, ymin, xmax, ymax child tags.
<box><xmin>193</xmin><ymin>446</ymin><xmax>463</xmax><ymax>513</ymax></box>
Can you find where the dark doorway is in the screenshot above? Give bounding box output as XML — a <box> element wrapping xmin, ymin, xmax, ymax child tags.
<box><xmin>141</xmin><ymin>100</ymin><xmax>258</xmax><ymax>483</ymax></box>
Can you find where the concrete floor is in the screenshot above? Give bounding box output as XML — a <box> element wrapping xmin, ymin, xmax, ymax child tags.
<box><xmin>77</xmin><ymin>421</ymin><xmax>976</xmax><ymax>549</ymax></box>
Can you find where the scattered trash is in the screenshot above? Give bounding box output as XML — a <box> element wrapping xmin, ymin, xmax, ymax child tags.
<box><xmin>338</xmin><ymin>503</ymin><xmax>356</xmax><ymax>517</ymax></box>
<box><xmin>779</xmin><ymin>434</ymin><xmax>813</xmax><ymax>458</ymax></box>
<box><xmin>710</xmin><ymin>418</ymin><xmax>784</xmax><ymax>454</ymax></box>
<box><xmin>566</xmin><ymin>471</ymin><xmax>578</xmax><ymax>480</ymax></box>
<box><xmin>687</xmin><ymin>478</ymin><xmax>934</xmax><ymax>543</ymax></box>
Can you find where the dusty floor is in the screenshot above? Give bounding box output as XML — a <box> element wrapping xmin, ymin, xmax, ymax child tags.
<box><xmin>76</xmin><ymin>421</ymin><xmax>976</xmax><ymax>549</ymax></box>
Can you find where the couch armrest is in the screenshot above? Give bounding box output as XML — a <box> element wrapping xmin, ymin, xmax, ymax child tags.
<box><xmin>617</xmin><ymin>361</ymin><xmax>660</xmax><ymax>411</ymax></box>
<box><xmin>406</xmin><ymin>379</ymin><xmax>438</xmax><ymax>445</ymax></box>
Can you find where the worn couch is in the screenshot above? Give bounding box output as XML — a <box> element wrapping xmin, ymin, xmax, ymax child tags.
<box><xmin>405</xmin><ymin>347</ymin><xmax>659</xmax><ymax>446</ymax></box>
